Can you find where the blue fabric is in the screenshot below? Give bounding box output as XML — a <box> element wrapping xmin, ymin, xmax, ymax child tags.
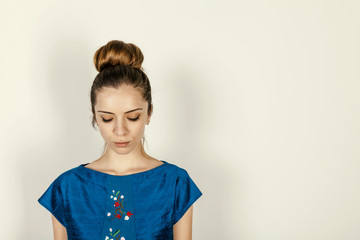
<box><xmin>38</xmin><ymin>160</ymin><xmax>202</xmax><ymax>240</ymax></box>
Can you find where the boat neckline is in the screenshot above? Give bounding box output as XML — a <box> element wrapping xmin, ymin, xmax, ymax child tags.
<box><xmin>78</xmin><ymin>160</ymin><xmax>168</xmax><ymax>177</ymax></box>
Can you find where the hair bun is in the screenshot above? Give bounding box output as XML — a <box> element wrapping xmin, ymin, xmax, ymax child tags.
<box><xmin>93</xmin><ymin>40</ymin><xmax>144</xmax><ymax>72</ymax></box>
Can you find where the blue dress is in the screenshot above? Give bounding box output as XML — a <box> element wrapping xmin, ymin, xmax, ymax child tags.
<box><xmin>38</xmin><ymin>160</ymin><xmax>202</xmax><ymax>240</ymax></box>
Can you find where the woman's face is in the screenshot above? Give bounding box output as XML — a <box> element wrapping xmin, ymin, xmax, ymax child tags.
<box><xmin>94</xmin><ymin>85</ymin><xmax>151</xmax><ymax>155</ymax></box>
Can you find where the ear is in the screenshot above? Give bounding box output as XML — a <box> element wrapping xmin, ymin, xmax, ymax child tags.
<box><xmin>146</xmin><ymin>104</ymin><xmax>153</xmax><ymax>125</ymax></box>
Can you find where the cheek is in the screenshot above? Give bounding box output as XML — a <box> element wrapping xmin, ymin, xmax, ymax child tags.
<box><xmin>131</xmin><ymin>123</ymin><xmax>146</xmax><ymax>137</ymax></box>
<box><xmin>98</xmin><ymin>123</ymin><xmax>112</xmax><ymax>139</ymax></box>
<box><xmin>98</xmin><ymin>128</ymin><xmax>107</xmax><ymax>140</ymax></box>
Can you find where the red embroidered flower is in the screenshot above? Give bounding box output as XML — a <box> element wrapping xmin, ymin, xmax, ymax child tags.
<box><xmin>116</xmin><ymin>213</ymin><xmax>121</xmax><ymax>219</ymax></box>
<box><xmin>127</xmin><ymin>211</ymin><xmax>134</xmax><ymax>217</ymax></box>
<box><xmin>114</xmin><ymin>202</ymin><xmax>120</xmax><ymax>207</ymax></box>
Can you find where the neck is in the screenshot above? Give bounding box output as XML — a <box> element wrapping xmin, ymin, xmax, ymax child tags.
<box><xmin>97</xmin><ymin>141</ymin><xmax>151</xmax><ymax>172</ymax></box>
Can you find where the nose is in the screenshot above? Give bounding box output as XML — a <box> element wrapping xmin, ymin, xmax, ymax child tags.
<box><xmin>114</xmin><ymin>118</ymin><xmax>128</xmax><ymax>136</ymax></box>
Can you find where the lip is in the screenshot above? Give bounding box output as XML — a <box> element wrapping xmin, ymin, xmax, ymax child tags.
<box><xmin>114</xmin><ymin>141</ymin><xmax>130</xmax><ymax>147</ymax></box>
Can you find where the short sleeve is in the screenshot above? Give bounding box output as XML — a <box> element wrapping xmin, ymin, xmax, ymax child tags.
<box><xmin>38</xmin><ymin>176</ymin><xmax>66</xmax><ymax>228</ymax></box>
<box><xmin>172</xmin><ymin>170</ymin><xmax>203</xmax><ymax>225</ymax></box>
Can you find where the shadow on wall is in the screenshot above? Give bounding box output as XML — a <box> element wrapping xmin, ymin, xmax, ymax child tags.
<box><xmin>20</xmin><ymin>30</ymin><xmax>98</xmax><ymax>238</ymax></box>
<box><xmin>162</xmin><ymin>61</ymin><xmax>236</xmax><ymax>238</ymax></box>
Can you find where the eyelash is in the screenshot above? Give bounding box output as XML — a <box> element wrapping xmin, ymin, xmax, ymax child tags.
<box><xmin>101</xmin><ymin>116</ymin><xmax>140</xmax><ymax>123</ymax></box>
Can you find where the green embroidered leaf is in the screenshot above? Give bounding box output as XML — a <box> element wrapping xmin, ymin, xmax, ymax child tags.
<box><xmin>114</xmin><ymin>229</ymin><xmax>120</xmax><ymax>236</ymax></box>
<box><xmin>116</xmin><ymin>191</ymin><xmax>120</xmax><ymax>196</ymax></box>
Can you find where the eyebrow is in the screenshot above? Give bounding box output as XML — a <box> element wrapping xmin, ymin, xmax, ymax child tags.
<box><xmin>97</xmin><ymin>108</ymin><xmax>143</xmax><ymax>114</ymax></box>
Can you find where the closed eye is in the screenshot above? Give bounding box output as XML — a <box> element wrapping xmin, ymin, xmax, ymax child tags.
<box><xmin>101</xmin><ymin>115</ymin><xmax>140</xmax><ymax>123</ymax></box>
<box><xmin>101</xmin><ymin>118</ymin><xmax>112</xmax><ymax>123</ymax></box>
<box><xmin>128</xmin><ymin>116</ymin><xmax>140</xmax><ymax>121</ymax></box>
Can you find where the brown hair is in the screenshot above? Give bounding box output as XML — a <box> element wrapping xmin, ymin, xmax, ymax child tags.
<box><xmin>89</xmin><ymin>40</ymin><xmax>153</xmax><ymax>155</ymax></box>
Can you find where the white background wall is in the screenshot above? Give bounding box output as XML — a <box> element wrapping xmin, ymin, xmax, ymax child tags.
<box><xmin>1</xmin><ymin>0</ymin><xmax>359</xmax><ymax>239</ymax></box>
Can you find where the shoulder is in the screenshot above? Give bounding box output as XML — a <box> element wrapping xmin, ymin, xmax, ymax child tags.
<box><xmin>51</xmin><ymin>165</ymin><xmax>82</xmax><ymax>187</ymax></box>
<box><xmin>164</xmin><ymin>161</ymin><xmax>188</xmax><ymax>173</ymax></box>
<box><xmin>163</xmin><ymin>161</ymin><xmax>192</xmax><ymax>182</ymax></box>
<box><xmin>165</xmin><ymin>161</ymin><xmax>203</xmax><ymax>225</ymax></box>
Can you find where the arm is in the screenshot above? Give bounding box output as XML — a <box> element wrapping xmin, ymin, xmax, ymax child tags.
<box><xmin>51</xmin><ymin>214</ymin><xmax>68</xmax><ymax>240</ymax></box>
<box><xmin>173</xmin><ymin>205</ymin><xmax>193</xmax><ymax>240</ymax></box>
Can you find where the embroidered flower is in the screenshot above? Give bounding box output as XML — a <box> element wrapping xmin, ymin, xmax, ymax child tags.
<box><xmin>104</xmin><ymin>189</ymin><xmax>133</xmax><ymax>239</ymax></box>
<box><xmin>124</xmin><ymin>211</ymin><xmax>134</xmax><ymax>220</ymax></box>
<box><xmin>106</xmin><ymin>227</ymin><xmax>122</xmax><ymax>240</ymax></box>
<box><xmin>110</xmin><ymin>190</ymin><xmax>120</xmax><ymax>200</ymax></box>
<box><xmin>107</xmin><ymin>190</ymin><xmax>130</xmax><ymax>220</ymax></box>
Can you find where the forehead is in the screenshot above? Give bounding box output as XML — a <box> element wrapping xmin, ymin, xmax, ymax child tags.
<box><xmin>95</xmin><ymin>85</ymin><xmax>146</xmax><ymax>112</ymax></box>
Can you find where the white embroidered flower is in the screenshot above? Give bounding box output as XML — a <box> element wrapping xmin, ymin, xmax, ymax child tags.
<box><xmin>114</xmin><ymin>197</ymin><xmax>117</xmax><ymax>200</ymax></box>
<box><xmin>107</xmin><ymin>212</ymin><xmax>111</xmax><ymax>217</ymax></box>
<box><xmin>120</xmin><ymin>195</ymin><xmax>124</xmax><ymax>199</ymax></box>
<box><xmin>109</xmin><ymin>228</ymin><xmax>112</xmax><ymax>232</ymax></box>
<box><xmin>112</xmin><ymin>190</ymin><xmax>115</xmax><ymax>193</ymax></box>
<box><xmin>105</xmin><ymin>236</ymin><xmax>109</xmax><ymax>240</ymax></box>
<box><xmin>121</xmin><ymin>237</ymin><xmax>125</xmax><ymax>240</ymax></box>
<box><xmin>110</xmin><ymin>195</ymin><xmax>113</xmax><ymax>199</ymax></box>
<box><xmin>124</xmin><ymin>216</ymin><xmax>129</xmax><ymax>220</ymax></box>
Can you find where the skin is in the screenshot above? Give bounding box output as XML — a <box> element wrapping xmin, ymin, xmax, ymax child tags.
<box><xmin>52</xmin><ymin>84</ymin><xmax>194</xmax><ymax>240</ymax></box>
<box><xmin>52</xmin><ymin>215</ymin><xmax>67</xmax><ymax>239</ymax></box>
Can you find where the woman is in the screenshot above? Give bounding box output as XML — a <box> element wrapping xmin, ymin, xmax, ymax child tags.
<box><xmin>38</xmin><ymin>40</ymin><xmax>202</xmax><ymax>240</ymax></box>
